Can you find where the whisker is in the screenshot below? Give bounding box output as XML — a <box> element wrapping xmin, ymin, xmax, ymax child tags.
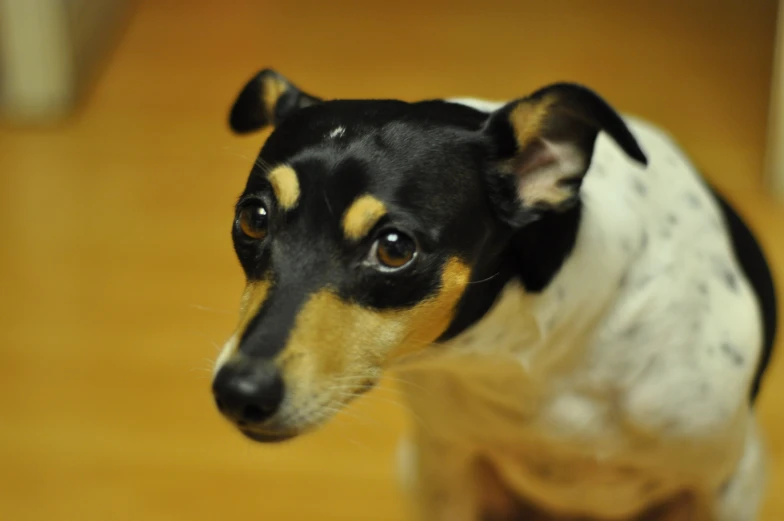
<box><xmin>323</xmin><ymin>413</ymin><xmax>375</xmax><ymax>453</ymax></box>
<box><xmin>325</xmin><ymin>383</ymin><xmax>409</xmax><ymax>405</ymax></box>
<box><xmin>468</xmin><ymin>272</ymin><xmax>501</xmax><ymax>285</ymax></box>
<box><xmin>353</xmin><ymin>391</ymin><xmax>432</xmax><ymax>434</ymax></box>
<box><xmin>290</xmin><ymin>396</ymin><xmax>387</xmax><ymax>437</ymax></box>
<box><xmin>221</xmin><ymin>146</ymin><xmax>253</xmax><ymax>163</ymax></box>
<box><xmin>327</xmin><ymin>386</ymin><xmax>423</xmax><ymax>423</ymax></box>
<box><xmin>331</xmin><ymin>374</ymin><xmax>433</xmax><ymax>396</ymax></box>
<box><xmin>185</xmin><ymin>330</ymin><xmax>226</xmax><ymax>355</ymax></box>
<box><xmin>380</xmin><ymin>375</ymin><xmax>433</xmax><ymax>395</ymax></box>
<box><xmin>321</xmin><ymin>404</ymin><xmax>380</xmax><ymax>429</ymax></box>
<box><xmin>323</xmin><ymin>188</ymin><xmax>334</xmax><ymax>216</ymax></box>
<box><xmin>189</xmin><ymin>356</ymin><xmax>218</xmax><ymax>380</ymax></box>
<box><xmin>254</xmin><ymin>156</ymin><xmax>272</xmax><ymax>172</ymax></box>
<box><xmin>342</xmin><ymin>435</ymin><xmax>373</xmax><ymax>453</ymax></box>
<box><xmin>190</xmin><ymin>304</ymin><xmax>235</xmax><ymax>315</ymax></box>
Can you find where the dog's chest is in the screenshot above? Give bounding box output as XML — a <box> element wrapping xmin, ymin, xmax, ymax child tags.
<box><xmin>400</xmin><ymin>359</ymin><xmax>677</xmax><ymax>518</ymax></box>
<box><xmin>395</xmin><ymin>114</ymin><xmax>762</xmax><ymax>518</ymax></box>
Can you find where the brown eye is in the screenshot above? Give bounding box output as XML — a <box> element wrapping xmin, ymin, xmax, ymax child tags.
<box><xmin>238</xmin><ymin>204</ymin><xmax>268</xmax><ymax>240</ymax></box>
<box><xmin>374</xmin><ymin>231</ymin><xmax>416</xmax><ymax>270</ymax></box>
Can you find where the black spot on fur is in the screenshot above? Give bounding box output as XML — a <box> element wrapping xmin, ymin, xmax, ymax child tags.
<box><xmin>720</xmin><ymin>342</ymin><xmax>744</xmax><ymax>366</ymax></box>
<box><xmin>545</xmin><ymin>317</ymin><xmax>556</xmax><ymax>330</ymax></box>
<box><xmin>697</xmin><ymin>283</ymin><xmax>709</xmax><ymax>295</ymax></box>
<box><xmin>624</xmin><ymin>323</ymin><xmax>642</xmax><ymax>338</ymax></box>
<box><xmin>633</xmin><ymin>178</ymin><xmax>647</xmax><ymax>196</ymax></box>
<box><xmin>666</xmin><ymin>213</ymin><xmax>678</xmax><ymax>225</ymax></box>
<box><xmin>640</xmin><ymin>230</ymin><xmax>649</xmax><ymax>251</ymax></box>
<box><xmin>708</xmin><ymin>181</ymin><xmax>777</xmax><ymax>403</ymax></box>
<box><xmin>724</xmin><ymin>270</ymin><xmax>739</xmax><ymax>292</ymax></box>
<box><xmin>636</xmin><ymin>274</ymin><xmax>653</xmax><ymax>288</ymax></box>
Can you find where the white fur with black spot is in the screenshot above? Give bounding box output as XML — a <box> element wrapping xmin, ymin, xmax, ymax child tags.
<box><xmin>392</xmin><ymin>98</ymin><xmax>765</xmax><ymax>521</ymax></box>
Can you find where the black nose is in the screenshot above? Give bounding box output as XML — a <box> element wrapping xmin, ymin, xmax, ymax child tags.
<box><xmin>212</xmin><ymin>361</ymin><xmax>284</xmax><ymax>425</ymax></box>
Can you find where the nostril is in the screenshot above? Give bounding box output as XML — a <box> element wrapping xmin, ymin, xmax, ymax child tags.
<box><xmin>241</xmin><ymin>404</ymin><xmax>267</xmax><ymax>423</ymax></box>
<box><xmin>213</xmin><ymin>362</ymin><xmax>284</xmax><ymax>424</ymax></box>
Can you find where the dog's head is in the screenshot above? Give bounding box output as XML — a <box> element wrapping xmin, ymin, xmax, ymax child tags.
<box><xmin>211</xmin><ymin>69</ymin><xmax>647</xmax><ymax>442</ymax></box>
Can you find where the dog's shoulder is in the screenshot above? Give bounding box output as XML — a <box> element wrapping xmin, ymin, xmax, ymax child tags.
<box><xmin>573</xmin><ymin>116</ymin><xmax>769</xmax><ymax>438</ymax></box>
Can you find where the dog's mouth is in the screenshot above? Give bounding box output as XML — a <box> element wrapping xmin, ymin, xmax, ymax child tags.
<box><xmin>228</xmin><ymin>380</ymin><xmax>379</xmax><ymax>443</ymax></box>
<box><xmin>239</xmin><ymin>428</ymin><xmax>299</xmax><ymax>443</ymax></box>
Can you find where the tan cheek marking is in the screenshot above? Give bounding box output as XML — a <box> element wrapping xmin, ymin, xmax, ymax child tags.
<box><xmin>261</xmin><ymin>76</ymin><xmax>287</xmax><ymax>120</ymax></box>
<box><xmin>268</xmin><ymin>165</ymin><xmax>301</xmax><ymax>210</ymax></box>
<box><xmin>386</xmin><ymin>257</ymin><xmax>472</xmax><ymax>361</ymax></box>
<box><xmin>280</xmin><ymin>257</ymin><xmax>471</xmax><ymax>390</ymax></box>
<box><xmin>283</xmin><ymin>292</ymin><xmax>393</xmax><ymax>384</ymax></box>
<box><xmin>342</xmin><ymin>195</ymin><xmax>387</xmax><ymax>241</ymax></box>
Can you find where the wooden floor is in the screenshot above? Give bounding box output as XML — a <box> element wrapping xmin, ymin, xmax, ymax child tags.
<box><xmin>1</xmin><ymin>1</ymin><xmax>783</xmax><ymax>520</ymax></box>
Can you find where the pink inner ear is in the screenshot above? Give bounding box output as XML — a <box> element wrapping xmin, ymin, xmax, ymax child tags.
<box><xmin>513</xmin><ymin>138</ymin><xmax>588</xmax><ymax>206</ymax></box>
<box><xmin>516</xmin><ymin>138</ymin><xmax>587</xmax><ymax>179</ymax></box>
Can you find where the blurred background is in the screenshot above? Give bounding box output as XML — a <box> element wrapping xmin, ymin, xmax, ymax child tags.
<box><xmin>0</xmin><ymin>1</ymin><xmax>782</xmax><ymax>520</ymax></box>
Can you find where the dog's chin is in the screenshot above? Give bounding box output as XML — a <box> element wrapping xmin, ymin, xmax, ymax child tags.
<box><xmin>233</xmin><ymin>384</ymin><xmax>379</xmax><ymax>444</ymax></box>
<box><xmin>239</xmin><ymin>429</ymin><xmax>299</xmax><ymax>443</ymax></box>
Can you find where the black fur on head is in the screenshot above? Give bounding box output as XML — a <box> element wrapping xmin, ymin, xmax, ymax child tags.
<box><xmin>212</xmin><ymin>68</ymin><xmax>647</xmax><ymax>442</ymax></box>
<box><xmin>225</xmin><ymin>68</ymin><xmax>648</xmax><ymax>337</ymax></box>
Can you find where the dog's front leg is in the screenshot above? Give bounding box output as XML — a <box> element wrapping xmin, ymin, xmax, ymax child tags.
<box><xmin>397</xmin><ymin>434</ymin><xmax>483</xmax><ymax>521</ymax></box>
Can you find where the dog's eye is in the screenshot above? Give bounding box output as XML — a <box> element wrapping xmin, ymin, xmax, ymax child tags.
<box><xmin>373</xmin><ymin>231</ymin><xmax>416</xmax><ymax>270</ymax></box>
<box><xmin>238</xmin><ymin>204</ymin><xmax>269</xmax><ymax>240</ymax></box>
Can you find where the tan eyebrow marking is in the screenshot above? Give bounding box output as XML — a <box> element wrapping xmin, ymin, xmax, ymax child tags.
<box><xmin>342</xmin><ymin>195</ymin><xmax>388</xmax><ymax>241</ymax></box>
<box><xmin>268</xmin><ymin>165</ymin><xmax>300</xmax><ymax>210</ymax></box>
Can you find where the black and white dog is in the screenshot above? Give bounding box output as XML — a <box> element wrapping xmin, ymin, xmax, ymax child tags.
<box><xmin>212</xmin><ymin>69</ymin><xmax>777</xmax><ymax>521</ymax></box>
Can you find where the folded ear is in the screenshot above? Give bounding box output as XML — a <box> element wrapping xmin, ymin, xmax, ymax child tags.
<box><xmin>482</xmin><ymin>83</ymin><xmax>647</xmax><ymax>224</ymax></box>
<box><xmin>228</xmin><ymin>68</ymin><xmax>323</xmax><ymax>134</ymax></box>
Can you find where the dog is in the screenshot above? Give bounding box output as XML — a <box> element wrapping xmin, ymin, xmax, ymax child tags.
<box><xmin>211</xmin><ymin>69</ymin><xmax>777</xmax><ymax>521</ymax></box>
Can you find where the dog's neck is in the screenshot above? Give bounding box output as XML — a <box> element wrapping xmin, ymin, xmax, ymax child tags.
<box><xmin>394</xmin><ymin>187</ymin><xmax>634</xmax><ymax>395</ymax></box>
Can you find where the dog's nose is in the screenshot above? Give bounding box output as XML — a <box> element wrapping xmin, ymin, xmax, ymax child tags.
<box><xmin>212</xmin><ymin>361</ymin><xmax>284</xmax><ymax>425</ymax></box>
